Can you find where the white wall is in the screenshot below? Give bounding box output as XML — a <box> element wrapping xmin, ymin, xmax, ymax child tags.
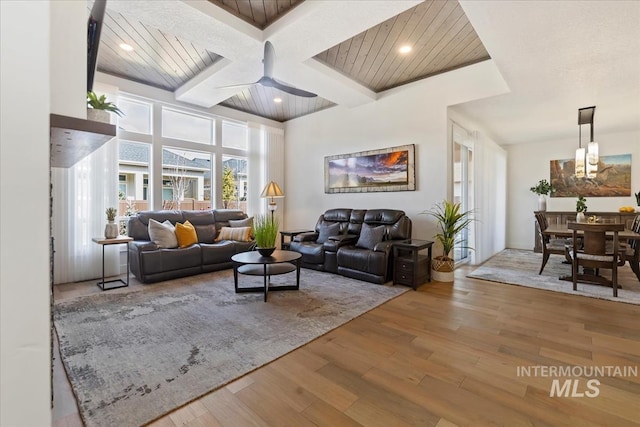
<box><xmin>283</xmin><ymin>60</ymin><xmax>509</xmax><ymax>260</ymax></box>
<box><xmin>506</xmin><ymin>130</ymin><xmax>640</xmax><ymax>249</ymax></box>
<box><xmin>0</xmin><ymin>2</ymin><xmax>52</xmax><ymax>426</ymax></box>
<box><xmin>50</xmin><ymin>0</ymin><xmax>86</xmax><ymax>118</ymax></box>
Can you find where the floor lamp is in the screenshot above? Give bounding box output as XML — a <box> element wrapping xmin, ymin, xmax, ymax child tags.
<box><xmin>260</xmin><ymin>181</ymin><xmax>284</xmax><ymax>222</ymax></box>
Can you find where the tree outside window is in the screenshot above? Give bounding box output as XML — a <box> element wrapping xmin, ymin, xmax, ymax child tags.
<box><xmin>222</xmin><ymin>165</ymin><xmax>237</xmax><ymax>208</ymax></box>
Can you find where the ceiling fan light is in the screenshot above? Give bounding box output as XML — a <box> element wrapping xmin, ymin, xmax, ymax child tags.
<box><xmin>399</xmin><ymin>45</ymin><xmax>412</xmax><ymax>54</ymax></box>
<box><xmin>575</xmin><ymin>147</ymin><xmax>586</xmax><ymax>179</ymax></box>
<box><xmin>273</xmin><ymin>97</ymin><xmax>282</xmax><ymax>103</ymax></box>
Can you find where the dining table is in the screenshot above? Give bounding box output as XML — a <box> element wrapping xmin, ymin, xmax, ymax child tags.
<box><xmin>543</xmin><ymin>223</ymin><xmax>640</xmax><ymax>282</ymax></box>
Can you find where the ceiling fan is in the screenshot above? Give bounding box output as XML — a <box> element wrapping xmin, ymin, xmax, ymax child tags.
<box><xmin>219</xmin><ymin>41</ymin><xmax>317</xmax><ymax>98</ymax></box>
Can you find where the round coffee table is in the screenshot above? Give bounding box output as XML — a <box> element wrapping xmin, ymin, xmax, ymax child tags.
<box><xmin>231</xmin><ymin>250</ymin><xmax>302</xmax><ymax>302</ymax></box>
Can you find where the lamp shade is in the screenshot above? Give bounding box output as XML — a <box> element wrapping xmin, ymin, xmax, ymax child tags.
<box><xmin>260</xmin><ymin>181</ymin><xmax>284</xmax><ymax>198</ymax></box>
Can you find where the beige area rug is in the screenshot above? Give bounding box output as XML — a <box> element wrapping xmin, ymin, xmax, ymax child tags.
<box><xmin>54</xmin><ymin>269</ymin><xmax>408</xmax><ymax>427</ymax></box>
<box><xmin>467</xmin><ymin>249</ymin><xmax>640</xmax><ymax>305</ymax></box>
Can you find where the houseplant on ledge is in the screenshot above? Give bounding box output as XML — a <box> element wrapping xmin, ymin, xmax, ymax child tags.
<box><xmin>424</xmin><ymin>200</ymin><xmax>474</xmax><ymax>283</ymax></box>
<box><xmin>87</xmin><ymin>91</ymin><xmax>124</xmax><ymax>123</ymax></box>
<box><xmin>254</xmin><ymin>214</ymin><xmax>279</xmax><ymax>257</ymax></box>
<box><xmin>530</xmin><ymin>179</ymin><xmax>555</xmax><ymax>212</ymax></box>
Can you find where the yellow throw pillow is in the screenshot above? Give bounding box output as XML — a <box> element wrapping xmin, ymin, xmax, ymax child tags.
<box><xmin>215</xmin><ymin>226</ymin><xmax>253</xmax><ymax>242</ymax></box>
<box><xmin>175</xmin><ymin>220</ymin><xmax>198</xmax><ymax>248</ymax></box>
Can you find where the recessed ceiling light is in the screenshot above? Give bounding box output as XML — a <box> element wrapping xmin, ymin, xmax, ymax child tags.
<box><xmin>273</xmin><ymin>97</ymin><xmax>282</xmax><ymax>103</ymax></box>
<box><xmin>119</xmin><ymin>43</ymin><xmax>134</xmax><ymax>52</ymax></box>
<box><xmin>398</xmin><ymin>45</ymin><xmax>412</xmax><ymax>54</ymax></box>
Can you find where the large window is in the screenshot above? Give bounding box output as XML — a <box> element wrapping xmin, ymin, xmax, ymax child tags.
<box><xmin>118</xmin><ymin>99</ymin><xmax>152</xmax><ymax>134</ymax></box>
<box><xmin>162</xmin><ymin>108</ymin><xmax>213</xmax><ymax>145</ymax></box>
<box><xmin>222</xmin><ymin>155</ymin><xmax>248</xmax><ymax>211</ymax></box>
<box><xmin>116</xmin><ymin>95</ymin><xmax>251</xmax><ymax>213</ymax></box>
<box><xmin>162</xmin><ymin>147</ymin><xmax>213</xmax><ymax>210</ymax></box>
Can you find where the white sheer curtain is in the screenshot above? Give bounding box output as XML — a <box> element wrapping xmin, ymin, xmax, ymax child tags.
<box><xmin>52</xmin><ymin>137</ymin><xmax>119</xmax><ymax>284</ymax></box>
<box><xmin>247</xmin><ymin>124</ymin><xmax>285</xmax><ymax>223</ymax></box>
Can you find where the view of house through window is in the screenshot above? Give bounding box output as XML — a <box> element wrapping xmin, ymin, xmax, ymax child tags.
<box><xmin>162</xmin><ymin>147</ymin><xmax>213</xmax><ymax>210</ymax></box>
<box><xmin>117</xmin><ymin>96</ymin><xmax>249</xmax><ymax>215</ymax></box>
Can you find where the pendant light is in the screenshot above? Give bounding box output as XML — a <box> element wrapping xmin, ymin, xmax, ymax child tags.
<box><xmin>577</xmin><ymin>106</ymin><xmax>597</xmax><ymax>179</ymax></box>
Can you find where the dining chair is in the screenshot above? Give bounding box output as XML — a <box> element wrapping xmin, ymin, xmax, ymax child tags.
<box><xmin>620</xmin><ymin>215</ymin><xmax>640</xmax><ymax>281</ymax></box>
<box><xmin>535</xmin><ymin>212</ymin><xmax>571</xmax><ymax>274</ymax></box>
<box><xmin>569</xmin><ymin>222</ymin><xmax>625</xmax><ymax>297</ymax></box>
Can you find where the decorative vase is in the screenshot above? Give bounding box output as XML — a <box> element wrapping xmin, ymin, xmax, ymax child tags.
<box><xmin>104</xmin><ymin>221</ymin><xmax>118</xmax><ymax>239</ymax></box>
<box><xmin>257</xmin><ymin>247</ymin><xmax>276</xmax><ymax>257</ymax></box>
<box><xmin>431</xmin><ymin>256</ymin><xmax>454</xmax><ymax>282</ymax></box>
<box><xmin>538</xmin><ymin>194</ymin><xmax>547</xmax><ymax>212</ymax></box>
<box><xmin>576</xmin><ymin>212</ymin><xmax>586</xmax><ymax>223</ymax></box>
<box><xmin>87</xmin><ymin>108</ymin><xmax>110</xmax><ymax>123</ymax></box>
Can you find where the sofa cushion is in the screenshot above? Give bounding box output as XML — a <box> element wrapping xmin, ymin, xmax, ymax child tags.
<box><xmin>356</xmin><ymin>223</ymin><xmax>385</xmax><ymax>250</ymax></box>
<box><xmin>201</xmin><ymin>241</ymin><xmax>236</xmax><ymax>265</ymax></box>
<box><xmin>215</xmin><ymin>226</ymin><xmax>253</xmax><ymax>242</ymax></box>
<box><xmin>317</xmin><ymin>222</ymin><xmax>341</xmax><ymax>244</ymax></box>
<box><xmin>148</xmin><ymin>219</ymin><xmax>178</xmax><ymax>249</ymax></box>
<box><xmin>176</xmin><ymin>220</ymin><xmax>198</xmax><ymax>248</ymax></box>
<box><xmin>290</xmin><ymin>241</ymin><xmax>324</xmax><ymax>265</ymax></box>
<box><xmin>229</xmin><ymin>216</ymin><xmax>253</xmax><ymax>229</ymax></box>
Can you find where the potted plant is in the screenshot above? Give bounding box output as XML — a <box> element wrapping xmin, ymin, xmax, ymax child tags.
<box><xmin>254</xmin><ymin>214</ymin><xmax>279</xmax><ymax>257</ymax></box>
<box><xmin>105</xmin><ymin>207</ymin><xmax>119</xmax><ymax>238</ymax></box>
<box><xmin>530</xmin><ymin>179</ymin><xmax>555</xmax><ymax>212</ymax></box>
<box><xmin>576</xmin><ymin>195</ymin><xmax>587</xmax><ymax>222</ymax></box>
<box><xmin>423</xmin><ymin>200</ymin><xmax>474</xmax><ymax>282</ymax></box>
<box><xmin>87</xmin><ymin>91</ymin><xmax>124</xmax><ymax>123</ymax></box>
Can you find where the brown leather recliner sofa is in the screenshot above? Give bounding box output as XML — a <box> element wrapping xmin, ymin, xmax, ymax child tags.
<box><xmin>289</xmin><ymin>208</ymin><xmax>412</xmax><ymax>284</ymax></box>
<box><xmin>127</xmin><ymin>209</ymin><xmax>255</xmax><ymax>283</ymax></box>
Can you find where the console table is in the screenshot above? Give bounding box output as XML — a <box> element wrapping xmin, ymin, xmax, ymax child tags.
<box><xmin>534</xmin><ymin>211</ymin><xmax>637</xmax><ymax>252</ymax></box>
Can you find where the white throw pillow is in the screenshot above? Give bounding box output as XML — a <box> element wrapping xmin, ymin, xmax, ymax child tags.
<box><xmin>148</xmin><ymin>219</ymin><xmax>178</xmax><ymax>248</ymax></box>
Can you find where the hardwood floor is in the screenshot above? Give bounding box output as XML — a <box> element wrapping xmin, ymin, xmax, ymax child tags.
<box><xmin>53</xmin><ymin>265</ymin><xmax>640</xmax><ymax>427</ymax></box>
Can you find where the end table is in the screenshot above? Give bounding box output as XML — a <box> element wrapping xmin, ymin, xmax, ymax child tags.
<box><xmin>279</xmin><ymin>229</ymin><xmax>314</xmax><ymax>250</ymax></box>
<box><xmin>92</xmin><ymin>236</ymin><xmax>133</xmax><ymax>291</ymax></box>
<box><xmin>393</xmin><ymin>239</ymin><xmax>434</xmax><ymax>290</ymax></box>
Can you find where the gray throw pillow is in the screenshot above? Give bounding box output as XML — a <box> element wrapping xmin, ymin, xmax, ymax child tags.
<box><xmin>229</xmin><ymin>216</ymin><xmax>253</xmax><ymax>229</ymax></box>
<box><xmin>148</xmin><ymin>219</ymin><xmax>178</xmax><ymax>248</ymax></box>
<box><xmin>356</xmin><ymin>224</ymin><xmax>385</xmax><ymax>250</ymax></box>
<box><xmin>317</xmin><ymin>222</ymin><xmax>341</xmax><ymax>244</ymax></box>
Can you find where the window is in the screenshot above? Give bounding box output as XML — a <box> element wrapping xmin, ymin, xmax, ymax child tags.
<box><xmin>118</xmin><ymin>99</ymin><xmax>152</xmax><ymax>134</ymax></box>
<box><xmin>222</xmin><ymin>155</ymin><xmax>248</xmax><ymax>212</ymax></box>
<box><xmin>222</xmin><ymin>121</ymin><xmax>247</xmax><ymax>150</ymax></box>
<box><xmin>162</xmin><ymin>147</ymin><xmax>213</xmax><ymax>210</ymax></box>
<box><xmin>118</xmin><ymin>140</ymin><xmax>150</xmax><ymax>220</ymax></box>
<box><xmin>162</xmin><ymin>108</ymin><xmax>213</xmax><ymax>144</ymax></box>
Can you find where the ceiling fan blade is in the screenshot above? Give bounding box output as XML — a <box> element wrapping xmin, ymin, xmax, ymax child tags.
<box><xmin>263</xmin><ymin>41</ymin><xmax>275</xmax><ymax>78</ymax></box>
<box><xmin>259</xmin><ymin>76</ymin><xmax>317</xmax><ymax>98</ymax></box>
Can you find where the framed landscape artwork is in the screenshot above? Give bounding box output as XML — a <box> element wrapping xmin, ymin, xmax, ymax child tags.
<box><xmin>550</xmin><ymin>154</ymin><xmax>632</xmax><ymax>197</ymax></box>
<box><xmin>325</xmin><ymin>144</ymin><xmax>416</xmax><ymax>193</ymax></box>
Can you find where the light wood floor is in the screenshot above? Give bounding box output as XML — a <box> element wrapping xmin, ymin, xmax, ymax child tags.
<box><xmin>53</xmin><ymin>265</ymin><xmax>640</xmax><ymax>427</ymax></box>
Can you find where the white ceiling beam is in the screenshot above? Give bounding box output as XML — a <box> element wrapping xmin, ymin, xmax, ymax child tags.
<box><xmin>175</xmin><ymin>59</ymin><xmax>263</xmax><ymax>107</ymax></box>
<box><xmin>277</xmin><ymin>59</ymin><xmax>377</xmax><ymax>107</ymax></box>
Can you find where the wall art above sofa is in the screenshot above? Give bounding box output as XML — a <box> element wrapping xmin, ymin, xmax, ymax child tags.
<box><xmin>325</xmin><ymin>144</ymin><xmax>416</xmax><ymax>193</ymax></box>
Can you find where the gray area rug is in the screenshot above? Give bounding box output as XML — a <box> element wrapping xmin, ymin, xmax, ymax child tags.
<box><xmin>468</xmin><ymin>248</ymin><xmax>640</xmax><ymax>305</ymax></box>
<box><xmin>54</xmin><ymin>269</ymin><xmax>408</xmax><ymax>427</ymax></box>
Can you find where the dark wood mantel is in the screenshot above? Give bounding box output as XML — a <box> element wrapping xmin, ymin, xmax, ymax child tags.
<box><xmin>50</xmin><ymin>114</ymin><xmax>116</xmax><ymax>168</ymax></box>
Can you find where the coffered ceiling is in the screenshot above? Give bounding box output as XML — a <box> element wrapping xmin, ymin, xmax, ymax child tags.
<box><xmin>96</xmin><ymin>0</ymin><xmax>489</xmax><ymax>122</ymax></box>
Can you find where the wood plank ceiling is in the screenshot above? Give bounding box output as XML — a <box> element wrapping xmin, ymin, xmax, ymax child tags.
<box><xmin>96</xmin><ymin>0</ymin><xmax>490</xmax><ymax>122</ymax></box>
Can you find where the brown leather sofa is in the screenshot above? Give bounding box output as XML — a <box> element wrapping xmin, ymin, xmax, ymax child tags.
<box><xmin>127</xmin><ymin>209</ymin><xmax>255</xmax><ymax>283</ymax></box>
<box><xmin>289</xmin><ymin>208</ymin><xmax>412</xmax><ymax>284</ymax></box>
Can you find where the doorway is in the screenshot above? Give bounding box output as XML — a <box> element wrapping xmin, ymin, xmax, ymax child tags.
<box><xmin>452</xmin><ymin>123</ymin><xmax>474</xmax><ymax>264</ymax></box>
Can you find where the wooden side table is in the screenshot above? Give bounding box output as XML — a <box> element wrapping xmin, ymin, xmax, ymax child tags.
<box><xmin>393</xmin><ymin>239</ymin><xmax>434</xmax><ymax>290</ymax></box>
<box><xmin>92</xmin><ymin>236</ymin><xmax>133</xmax><ymax>291</ymax></box>
<box><xmin>279</xmin><ymin>229</ymin><xmax>314</xmax><ymax>250</ymax></box>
